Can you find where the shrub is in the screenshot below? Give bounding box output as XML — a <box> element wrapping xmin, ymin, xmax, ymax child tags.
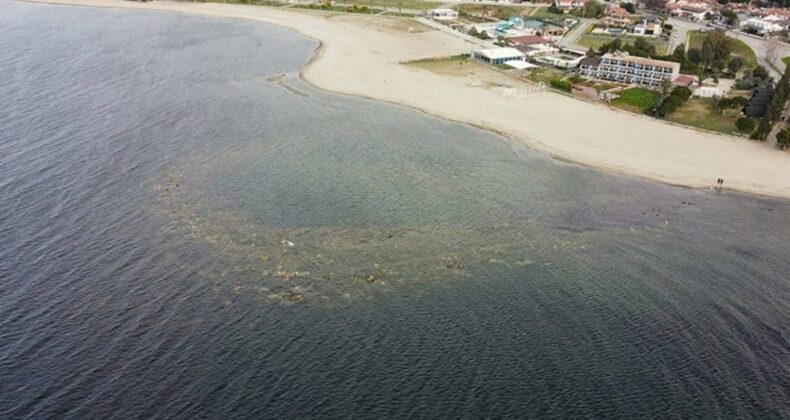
<box><xmin>736</xmin><ymin>116</ymin><xmax>756</xmax><ymax>133</ymax></box>
<box><xmin>548</xmin><ymin>2</ymin><xmax>563</xmax><ymax>14</ymax></box>
<box><xmin>671</xmin><ymin>86</ymin><xmax>692</xmax><ymax>101</ymax></box>
<box><xmin>550</xmin><ymin>79</ymin><xmax>573</xmax><ymax>92</ymax></box>
<box><xmin>777</xmin><ymin>128</ymin><xmax>790</xmax><ymax>148</ymax></box>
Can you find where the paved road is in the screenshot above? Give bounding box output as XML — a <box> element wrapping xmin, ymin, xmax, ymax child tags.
<box><xmin>668</xmin><ymin>17</ymin><xmax>790</xmax><ymax>79</ymax></box>
<box><xmin>560</xmin><ymin>18</ymin><xmax>595</xmax><ymax>50</ymax></box>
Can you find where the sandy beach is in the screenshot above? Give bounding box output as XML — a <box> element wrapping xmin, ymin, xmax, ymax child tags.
<box><xmin>22</xmin><ymin>0</ymin><xmax>790</xmax><ymax>199</ymax></box>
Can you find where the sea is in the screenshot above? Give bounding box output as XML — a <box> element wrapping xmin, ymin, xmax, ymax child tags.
<box><xmin>1</xmin><ymin>1</ymin><xmax>789</xmax><ymax>418</ymax></box>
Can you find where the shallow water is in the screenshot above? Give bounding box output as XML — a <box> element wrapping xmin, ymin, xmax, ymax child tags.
<box><xmin>1</xmin><ymin>2</ymin><xmax>789</xmax><ymax>418</ymax></box>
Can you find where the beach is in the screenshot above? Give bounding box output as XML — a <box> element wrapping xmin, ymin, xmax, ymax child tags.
<box><xmin>23</xmin><ymin>0</ymin><xmax>790</xmax><ymax>199</ymax></box>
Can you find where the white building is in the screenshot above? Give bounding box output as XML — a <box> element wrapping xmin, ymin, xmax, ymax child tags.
<box><xmin>579</xmin><ymin>51</ymin><xmax>680</xmax><ymax>87</ymax></box>
<box><xmin>473</xmin><ymin>48</ymin><xmax>526</xmax><ymax>65</ymax></box>
<box><xmin>741</xmin><ymin>18</ymin><xmax>784</xmax><ymax>36</ymax></box>
<box><xmin>428</xmin><ymin>8</ymin><xmax>459</xmax><ymax>21</ymax></box>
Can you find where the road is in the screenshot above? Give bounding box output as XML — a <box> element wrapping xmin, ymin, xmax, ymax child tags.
<box><xmin>668</xmin><ymin>17</ymin><xmax>790</xmax><ymax>79</ymax></box>
<box><xmin>559</xmin><ymin>18</ymin><xmax>595</xmax><ymax>50</ymax></box>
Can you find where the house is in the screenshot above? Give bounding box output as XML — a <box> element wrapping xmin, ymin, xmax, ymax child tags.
<box><xmin>632</xmin><ymin>19</ymin><xmax>663</xmax><ymax>36</ymax></box>
<box><xmin>741</xmin><ymin>18</ymin><xmax>784</xmax><ymax>36</ymax></box>
<box><xmin>509</xmin><ymin>35</ymin><xmax>554</xmax><ymax>48</ymax></box>
<box><xmin>579</xmin><ymin>51</ymin><xmax>680</xmax><ymax>87</ymax></box>
<box><xmin>668</xmin><ymin>3</ymin><xmax>710</xmax><ymax>21</ymax></box>
<box><xmin>473</xmin><ymin>48</ymin><xmax>527</xmax><ymax>65</ymax></box>
<box><xmin>428</xmin><ymin>8</ymin><xmax>459</xmax><ymax>21</ymax></box>
<box><xmin>603</xmin><ymin>5</ymin><xmax>632</xmax><ymax>27</ymax></box>
<box><xmin>762</xmin><ymin>8</ymin><xmax>790</xmax><ymax>22</ymax></box>
<box><xmin>557</xmin><ymin>0</ymin><xmax>588</xmax><ymax>12</ymax></box>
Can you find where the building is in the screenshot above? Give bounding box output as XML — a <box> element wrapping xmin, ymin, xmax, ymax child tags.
<box><xmin>741</xmin><ymin>18</ymin><xmax>784</xmax><ymax>36</ymax></box>
<box><xmin>579</xmin><ymin>51</ymin><xmax>680</xmax><ymax>87</ymax></box>
<box><xmin>633</xmin><ymin>19</ymin><xmax>663</xmax><ymax>36</ymax></box>
<box><xmin>668</xmin><ymin>3</ymin><xmax>710</xmax><ymax>21</ymax></box>
<box><xmin>535</xmin><ymin>49</ymin><xmax>586</xmax><ymax>69</ymax></box>
<box><xmin>428</xmin><ymin>8</ymin><xmax>459</xmax><ymax>21</ymax></box>
<box><xmin>744</xmin><ymin>81</ymin><xmax>775</xmax><ymax>118</ymax></box>
<box><xmin>473</xmin><ymin>48</ymin><xmax>526</xmax><ymax>65</ymax></box>
<box><xmin>602</xmin><ymin>5</ymin><xmax>631</xmax><ymax>27</ymax></box>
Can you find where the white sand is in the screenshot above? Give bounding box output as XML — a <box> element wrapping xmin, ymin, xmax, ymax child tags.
<box><xmin>22</xmin><ymin>0</ymin><xmax>790</xmax><ymax>199</ymax></box>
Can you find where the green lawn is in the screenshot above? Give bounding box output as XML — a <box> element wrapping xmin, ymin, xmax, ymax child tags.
<box><xmin>577</xmin><ymin>34</ymin><xmax>669</xmax><ymax>54</ymax></box>
<box><xmin>783</xmin><ymin>56</ymin><xmax>790</xmax><ymax>66</ymax></box>
<box><xmin>667</xmin><ymin>97</ymin><xmax>741</xmax><ymax>135</ymax></box>
<box><xmin>610</xmin><ymin>87</ymin><xmax>661</xmax><ymax>113</ymax></box>
<box><xmin>687</xmin><ymin>31</ymin><xmax>757</xmax><ymax>68</ymax></box>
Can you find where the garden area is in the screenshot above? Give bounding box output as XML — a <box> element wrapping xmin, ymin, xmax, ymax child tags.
<box><xmin>609</xmin><ymin>87</ymin><xmax>661</xmax><ymax>113</ymax></box>
<box><xmin>667</xmin><ymin>97</ymin><xmax>745</xmax><ymax>135</ymax></box>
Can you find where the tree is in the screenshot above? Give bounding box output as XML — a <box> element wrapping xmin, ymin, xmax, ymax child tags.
<box><xmin>642</xmin><ymin>0</ymin><xmax>667</xmax><ymax>11</ymax></box>
<box><xmin>622</xmin><ymin>2</ymin><xmax>636</xmax><ymax>13</ymax></box>
<box><xmin>752</xmin><ymin>65</ymin><xmax>770</xmax><ymax>80</ymax></box>
<box><xmin>548</xmin><ymin>2</ymin><xmax>563</xmax><ymax>14</ymax></box>
<box><xmin>701</xmin><ymin>30</ymin><xmax>733</xmax><ymax>65</ymax></box>
<box><xmin>721</xmin><ymin>8</ymin><xmax>738</xmax><ymax>26</ymax></box>
<box><xmin>736</xmin><ymin>116</ymin><xmax>756</xmax><ymax>133</ymax></box>
<box><xmin>672</xmin><ymin>86</ymin><xmax>693</xmax><ymax>101</ymax></box>
<box><xmin>777</xmin><ymin>128</ymin><xmax>790</xmax><ymax>149</ymax></box>
<box><xmin>660</xmin><ymin>79</ymin><xmax>673</xmax><ymax>96</ymax></box>
<box><xmin>728</xmin><ymin>56</ymin><xmax>744</xmax><ymax>75</ymax></box>
<box><xmin>632</xmin><ymin>37</ymin><xmax>657</xmax><ymax>56</ymax></box>
<box><xmin>766</xmin><ymin>37</ymin><xmax>781</xmax><ymax>65</ymax></box>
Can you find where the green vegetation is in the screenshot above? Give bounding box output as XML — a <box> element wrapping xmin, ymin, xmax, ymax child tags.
<box><xmin>753</xmin><ymin>64</ymin><xmax>790</xmax><ymax>141</ymax></box>
<box><xmin>569</xmin><ymin>0</ymin><xmax>605</xmax><ymax>18</ymax></box>
<box><xmin>580</xmin><ymin>35</ymin><xmax>669</xmax><ymax>55</ymax></box>
<box><xmin>550</xmin><ymin>79</ymin><xmax>573</xmax><ymax>92</ymax></box>
<box><xmin>666</xmin><ymin>97</ymin><xmax>743</xmax><ymax>135</ymax></box>
<box><xmin>687</xmin><ymin>30</ymin><xmax>757</xmax><ymax>68</ymax></box>
<box><xmin>736</xmin><ymin>117</ymin><xmax>756</xmax><ymax>133</ymax></box>
<box><xmin>653</xmin><ymin>86</ymin><xmax>692</xmax><ymax>117</ymax></box>
<box><xmin>783</xmin><ymin>56</ymin><xmax>790</xmax><ymax>66</ymax></box>
<box><xmin>777</xmin><ymin>128</ymin><xmax>790</xmax><ymax>149</ymax></box>
<box><xmin>610</xmin><ymin>88</ymin><xmax>661</xmax><ymax>113</ymax></box>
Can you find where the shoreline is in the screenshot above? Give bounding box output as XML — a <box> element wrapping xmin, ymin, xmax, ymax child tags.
<box><xmin>19</xmin><ymin>0</ymin><xmax>790</xmax><ymax>200</ymax></box>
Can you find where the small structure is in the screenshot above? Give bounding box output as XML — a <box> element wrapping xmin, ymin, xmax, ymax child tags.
<box><xmin>504</xmin><ymin>60</ymin><xmax>539</xmax><ymax>70</ymax></box>
<box><xmin>473</xmin><ymin>48</ymin><xmax>526</xmax><ymax>65</ymax></box>
<box><xmin>428</xmin><ymin>8</ymin><xmax>459</xmax><ymax>21</ymax></box>
<box><xmin>535</xmin><ymin>49</ymin><xmax>585</xmax><ymax>69</ymax></box>
<box><xmin>673</xmin><ymin>74</ymin><xmax>695</xmax><ymax>87</ymax></box>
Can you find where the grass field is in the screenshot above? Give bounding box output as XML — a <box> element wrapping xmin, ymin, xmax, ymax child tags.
<box><xmin>667</xmin><ymin>97</ymin><xmax>741</xmax><ymax>135</ymax></box>
<box><xmin>783</xmin><ymin>56</ymin><xmax>790</xmax><ymax>66</ymax></box>
<box><xmin>687</xmin><ymin>31</ymin><xmax>757</xmax><ymax>68</ymax></box>
<box><xmin>577</xmin><ymin>34</ymin><xmax>670</xmax><ymax>54</ymax></box>
<box><xmin>524</xmin><ymin>67</ymin><xmax>569</xmax><ymax>85</ymax></box>
<box><xmin>610</xmin><ymin>87</ymin><xmax>661</xmax><ymax>113</ymax></box>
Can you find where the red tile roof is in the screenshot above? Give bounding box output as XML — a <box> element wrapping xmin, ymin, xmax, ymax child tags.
<box><xmin>509</xmin><ymin>35</ymin><xmax>551</xmax><ymax>46</ymax></box>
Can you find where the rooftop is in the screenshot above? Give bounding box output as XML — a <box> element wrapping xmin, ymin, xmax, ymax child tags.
<box><xmin>474</xmin><ymin>47</ymin><xmax>526</xmax><ymax>60</ymax></box>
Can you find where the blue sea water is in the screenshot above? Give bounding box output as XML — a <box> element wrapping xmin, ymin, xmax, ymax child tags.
<box><xmin>1</xmin><ymin>1</ymin><xmax>789</xmax><ymax>418</ymax></box>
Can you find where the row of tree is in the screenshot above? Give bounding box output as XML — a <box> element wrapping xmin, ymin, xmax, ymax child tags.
<box><xmin>752</xmin><ymin>64</ymin><xmax>790</xmax><ymax>141</ymax></box>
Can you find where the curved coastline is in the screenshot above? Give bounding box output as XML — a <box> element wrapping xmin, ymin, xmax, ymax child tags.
<box><xmin>20</xmin><ymin>0</ymin><xmax>790</xmax><ymax>200</ymax></box>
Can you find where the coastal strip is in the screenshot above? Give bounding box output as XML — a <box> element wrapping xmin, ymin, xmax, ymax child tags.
<box><xmin>21</xmin><ymin>0</ymin><xmax>790</xmax><ymax>199</ymax></box>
